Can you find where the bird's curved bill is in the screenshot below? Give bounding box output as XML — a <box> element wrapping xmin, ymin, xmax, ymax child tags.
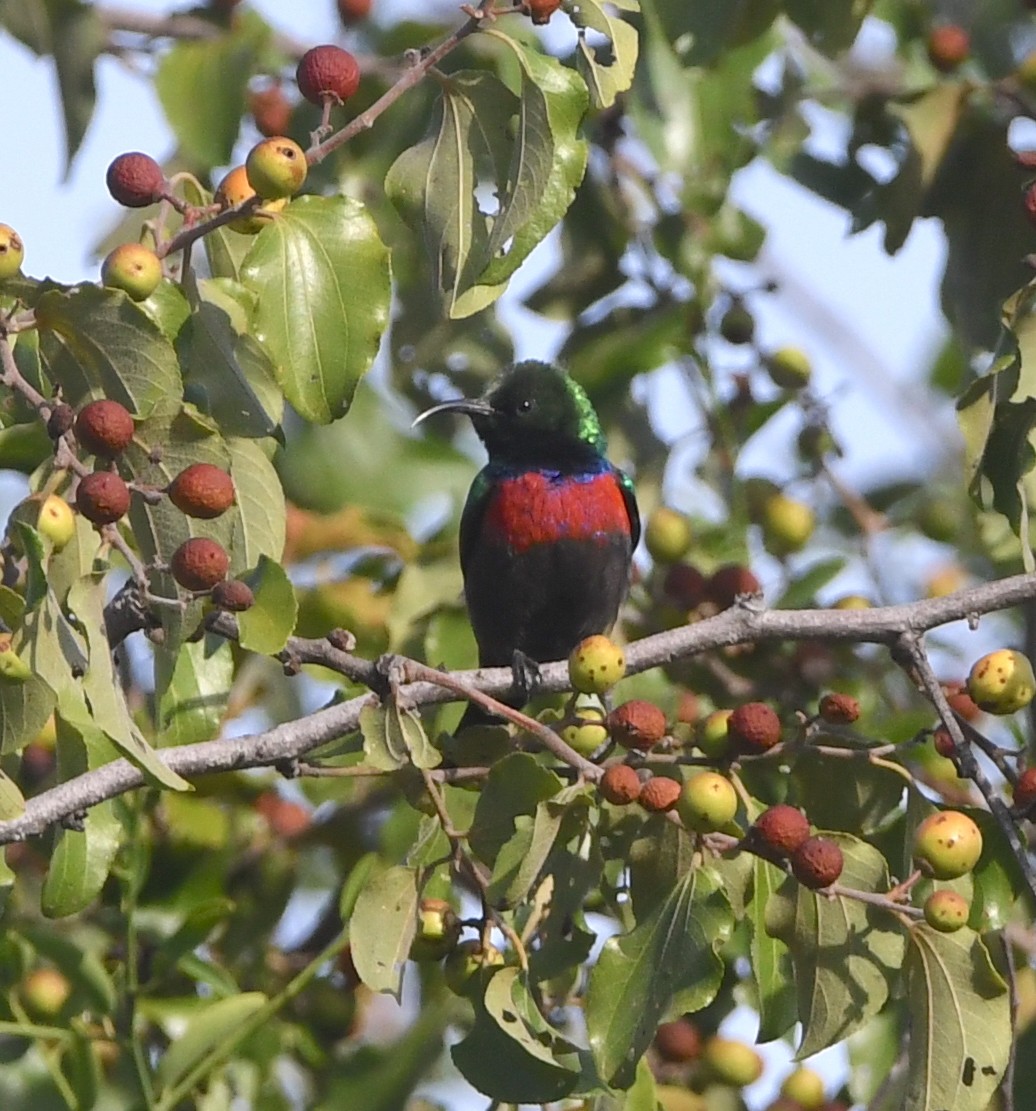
<box><xmin>411</xmin><ymin>397</ymin><xmax>493</xmax><ymax>428</ymax></box>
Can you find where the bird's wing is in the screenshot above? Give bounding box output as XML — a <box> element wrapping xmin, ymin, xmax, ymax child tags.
<box><xmin>459</xmin><ymin>467</ymin><xmax>493</xmax><ymax>577</ymax></box>
<box><xmin>616</xmin><ymin>467</ymin><xmax>641</xmax><ymax>550</ymax></box>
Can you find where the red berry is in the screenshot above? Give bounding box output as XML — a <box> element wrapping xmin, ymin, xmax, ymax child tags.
<box><xmin>933</xmin><ymin>727</ymin><xmax>957</xmax><ymax>758</ymax></box>
<box><xmin>249</xmin><ymin>85</ymin><xmax>293</xmax><ymax>138</ymax></box>
<box><xmin>927</xmin><ymin>24</ymin><xmax>970</xmax><ymax>73</ymax></box>
<box><xmin>654</xmin><ymin>1018</ymin><xmax>702</xmax><ymax>1063</ymax></box>
<box><xmin>76</xmin><ymin>472</ymin><xmax>130</xmax><ymax>525</ymax></box>
<box><xmin>336</xmin><ymin>0</ymin><xmax>372</xmax><ymax>23</ymax></box>
<box><xmin>818</xmin><ymin>692</ymin><xmax>860</xmax><ymax>724</ymax></box>
<box><xmin>662</xmin><ymin>562</ymin><xmax>708</xmax><ymax>609</ymax></box>
<box><xmin>607</xmin><ymin>700</ymin><xmax>667</xmax><ymax>751</ymax></box>
<box><xmin>750</xmin><ymin>804</ymin><xmax>811</xmax><ymax>859</ymax></box>
<box><xmin>75</xmin><ymin>399</ymin><xmax>135</xmax><ymax>458</ymax></box>
<box><xmin>707</xmin><ymin>563</ymin><xmax>761</xmax><ymax>610</ymax></box>
<box><xmin>523</xmin><ymin>0</ymin><xmax>561</xmax><ymax>24</ymax></box>
<box><xmin>211</xmin><ymin>579</ymin><xmax>255</xmax><ymax>612</ymax></box>
<box><xmin>1014</xmin><ymin>767</ymin><xmax>1036</xmax><ymax>811</ymax></box>
<box><xmin>105</xmin><ymin>152</ymin><xmax>166</xmax><ymax>208</ymax></box>
<box><xmin>943</xmin><ymin>682</ymin><xmax>981</xmax><ymax>722</ymax></box>
<box><xmin>791</xmin><ymin>836</ymin><xmax>844</xmax><ymax>889</ymax></box>
<box><xmin>170</xmin><ymin>538</ymin><xmax>230</xmax><ymax>591</ymax></box>
<box><xmin>640</xmin><ymin>776</ymin><xmax>681</xmax><ymax>813</ymax></box>
<box><xmin>168</xmin><ymin>464</ymin><xmax>236</xmax><ymax>519</ymax></box>
<box><xmin>255</xmin><ymin>791</ymin><xmax>311</xmax><ymax>837</ymax></box>
<box><xmin>728</xmin><ymin>702</ymin><xmax>781</xmax><ymax>753</ymax></box>
<box><xmin>598</xmin><ymin>764</ymin><xmax>641</xmax><ymax>805</ymax></box>
<box><xmin>296</xmin><ymin>45</ymin><xmax>360</xmax><ymax>105</ymax></box>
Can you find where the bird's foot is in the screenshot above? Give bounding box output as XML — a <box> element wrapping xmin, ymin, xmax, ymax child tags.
<box><xmin>510</xmin><ymin>650</ymin><xmax>542</xmax><ymax>706</ymax></box>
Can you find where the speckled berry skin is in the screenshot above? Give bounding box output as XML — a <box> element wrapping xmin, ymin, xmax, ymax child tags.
<box><xmin>75</xmin><ymin>400</ymin><xmax>135</xmax><ymax>458</ymax></box>
<box><xmin>749</xmin><ymin>804</ymin><xmax>811</xmax><ymax>859</ymax></box>
<box><xmin>791</xmin><ymin>836</ymin><xmax>843</xmax><ymax>889</ymax></box>
<box><xmin>245</xmin><ymin>137</ymin><xmax>307</xmax><ymax>200</ymax></box>
<box><xmin>568</xmin><ymin>634</ymin><xmax>625</xmax><ymax>695</ymax></box>
<box><xmin>607</xmin><ymin>700</ymin><xmax>667</xmax><ymax>750</ymax></box>
<box><xmin>923</xmin><ymin>889</ymin><xmax>969</xmax><ymax>933</ymax></box>
<box><xmin>640</xmin><ymin>776</ymin><xmax>681</xmax><ymax>813</ymax></box>
<box><xmin>168</xmin><ymin>464</ymin><xmax>235</xmax><ymax>520</ymax></box>
<box><xmin>106</xmin><ymin>152</ymin><xmax>166</xmax><ymax>208</ymax></box>
<box><xmin>560</xmin><ymin>706</ymin><xmax>609</xmax><ymax>756</ymax></box>
<box><xmin>913</xmin><ymin>810</ymin><xmax>982</xmax><ymax>879</ymax></box>
<box><xmin>76</xmin><ymin>472</ymin><xmax>130</xmax><ymax>525</ymax></box>
<box><xmin>599</xmin><ymin>764</ymin><xmax>641</xmax><ymax>805</ymax></box>
<box><xmin>727</xmin><ymin>701</ymin><xmax>781</xmax><ymax>753</ymax></box>
<box><xmin>678</xmin><ymin>771</ymin><xmax>738</xmax><ymax>832</ymax></box>
<box><xmin>170</xmin><ymin>538</ymin><xmax>230</xmax><ymax>592</ymax></box>
<box><xmin>296</xmin><ymin>45</ymin><xmax>360</xmax><ymax>105</ymax></box>
<box><xmin>967</xmin><ymin>649</ymin><xmax>1036</xmax><ymax>715</ymax></box>
<box><xmin>818</xmin><ymin>692</ymin><xmax>860</xmax><ymax>724</ymax></box>
<box><xmin>0</xmin><ymin>224</ymin><xmax>25</xmax><ymax>281</ymax></box>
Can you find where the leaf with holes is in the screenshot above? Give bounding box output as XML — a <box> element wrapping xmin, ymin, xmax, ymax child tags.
<box><xmin>350</xmin><ymin>864</ymin><xmax>420</xmax><ymax>999</ymax></box>
<box><xmin>568</xmin><ymin>0</ymin><xmax>639</xmax><ymax>109</ymax></box>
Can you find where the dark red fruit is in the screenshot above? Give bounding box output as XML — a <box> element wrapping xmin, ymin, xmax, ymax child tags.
<box><xmin>654</xmin><ymin>1017</ymin><xmax>702</xmax><ymax>1063</ymax></box>
<box><xmin>927</xmin><ymin>24</ymin><xmax>970</xmax><ymax>73</ymax></box>
<box><xmin>105</xmin><ymin>152</ymin><xmax>166</xmax><ymax>208</ymax></box>
<box><xmin>1014</xmin><ymin>767</ymin><xmax>1036</xmax><ymax>811</ymax></box>
<box><xmin>211</xmin><ymin>579</ymin><xmax>255</xmax><ymax>612</ymax></box>
<box><xmin>707</xmin><ymin>564</ymin><xmax>761</xmax><ymax>610</ymax></box>
<box><xmin>599</xmin><ymin>764</ymin><xmax>641</xmax><ymax>805</ymax></box>
<box><xmin>640</xmin><ymin>776</ymin><xmax>681</xmax><ymax>813</ymax></box>
<box><xmin>662</xmin><ymin>562</ymin><xmax>708</xmax><ymax>609</ymax></box>
<box><xmin>523</xmin><ymin>0</ymin><xmax>561</xmax><ymax>23</ymax></box>
<box><xmin>943</xmin><ymin>682</ymin><xmax>981</xmax><ymax>722</ymax></box>
<box><xmin>76</xmin><ymin>472</ymin><xmax>130</xmax><ymax>525</ymax></box>
<box><xmin>933</xmin><ymin>727</ymin><xmax>956</xmax><ymax>758</ymax></box>
<box><xmin>168</xmin><ymin>464</ymin><xmax>235</xmax><ymax>519</ymax></box>
<box><xmin>296</xmin><ymin>45</ymin><xmax>360</xmax><ymax>105</ymax></box>
<box><xmin>46</xmin><ymin>404</ymin><xmax>75</xmax><ymax>439</ymax></box>
<box><xmin>728</xmin><ymin>702</ymin><xmax>781</xmax><ymax>753</ymax></box>
<box><xmin>255</xmin><ymin>790</ymin><xmax>311</xmax><ymax>837</ymax></box>
<box><xmin>791</xmin><ymin>836</ymin><xmax>843</xmax><ymax>889</ymax></box>
<box><xmin>818</xmin><ymin>692</ymin><xmax>860</xmax><ymax>725</ymax></box>
<box><xmin>336</xmin><ymin>0</ymin><xmax>372</xmax><ymax>23</ymax></box>
<box><xmin>749</xmin><ymin>804</ymin><xmax>811</xmax><ymax>859</ymax></box>
<box><xmin>607</xmin><ymin>700</ymin><xmax>667</xmax><ymax>751</ymax></box>
<box><xmin>249</xmin><ymin>85</ymin><xmax>293</xmax><ymax>137</ymax></box>
<box><xmin>170</xmin><ymin>537</ymin><xmax>229</xmax><ymax>591</ymax></box>
<box><xmin>75</xmin><ymin>399</ymin><xmax>135</xmax><ymax>458</ymax></box>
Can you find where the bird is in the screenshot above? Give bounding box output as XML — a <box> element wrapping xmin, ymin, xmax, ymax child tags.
<box><xmin>415</xmin><ymin>360</ymin><xmax>640</xmax><ymax>726</ymax></box>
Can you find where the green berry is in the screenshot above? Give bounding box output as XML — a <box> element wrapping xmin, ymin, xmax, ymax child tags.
<box><xmin>913</xmin><ymin>810</ymin><xmax>982</xmax><ymax>880</ymax></box>
<box><xmin>21</xmin><ymin>968</ymin><xmax>71</xmax><ymax>1019</ymax></box>
<box><xmin>101</xmin><ymin>243</ymin><xmax>162</xmax><ymax>301</ymax></box>
<box><xmin>442</xmin><ymin>939</ymin><xmax>504</xmax><ymax>997</ymax></box>
<box><xmin>0</xmin><ymin>634</ymin><xmax>31</xmax><ymax>683</ymax></box>
<box><xmin>677</xmin><ymin>771</ymin><xmax>738</xmax><ymax>832</ymax></box>
<box><xmin>245</xmin><ymin>136</ymin><xmax>307</xmax><ymax>200</ymax></box>
<box><xmin>409</xmin><ymin>898</ymin><xmax>460</xmax><ymax>961</ymax></box>
<box><xmin>36</xmin><ymin>494</ymin><xmax>75</xmax><ymax>551</ymax></box>
<box><xmin>967</xmin><ymin>649</ymin><xmax>1036</xmax><ymax>715</ymax></box>
<box><xmin>560</xmin><ymin>705</ymin><xmax>609</xmax><ymax>756</ymax></box>
<box><xmin>922</xmin><ymin>889</ymin><xmax>969</xmax><ymax>933</ymax></box>
<box><xmin>696</xmin><ymin>709</ymin><xmax>732</xmax><ymax>758</ymax></box>
<box><xmin>780</xmin><ymin>1066</ymin><xmax>826</xmax><ymax>1109</ymax></box>
<box><xmin>214</xmin><ymin>166</ymin><xmax>287</xmax><ymax>234</ymax></box>
<box><xmin>645</xmin><ymin>506</ymin><xmax>693</xmax><ymax>563</ymax></box>
<box><xmin>702</xmin><ymin>1036</ymin><xmax>763</xmax><ymax>1087</ymax></box>
<box><xmin>568</xmin><ymin>635</ymin><xmax>625</xmax><ymax>695</ymax></box>
<box><xmin>759</xmin><ymin>492</ymin><xmax>815</xmax><ymax>557</ymax></box>
<box><xmin>718</xmin><ymin>302</ymin><xmax>755</xmax><ymax>345</ymax></box>
<box><xmin>0</xmin><ymin>224</ymin><xmax>25</xmax><ymax>281</ymax></box>
<box><xmin>765</xmin><ymin>346</ymin><xmax>812</xmax><ymax>390</ymax></box>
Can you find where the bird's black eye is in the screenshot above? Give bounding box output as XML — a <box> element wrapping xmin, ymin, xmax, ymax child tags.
<box><xmin>516</xmin><ymin>398</ymin><xmax>534</xmax><ymax>414</ymax></box>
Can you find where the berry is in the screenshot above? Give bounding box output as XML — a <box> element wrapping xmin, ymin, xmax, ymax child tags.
<box><xmin>296</xmin><ymin>45</ymin><xmax>360</xmax><ymax>105</ymax></box>
<box><xmin>599</xmin><ymin>764</ymin><xmax>641</xmax><ymax>805</ymax></box>
<box><xmin>337</xmin><ymin>0</ymin><xmax>372</xmax><ymax>23</ymax></box>
<box><xmin>923</xmin><ymin>890</ymin><xmax>969</xmax><ymax>933</ymax></box>
<box><xmin>654</xmin><ymin>1017</ymin><xmax>701</xmax><ymax>1063</ymax></box>
<box><xmin>568</xmin><ymin>634</ymin><xmax>625</xmax><ymax>695</ymax></box>
<box><xmin>607</xmin><ymin>699</ymin><xmax>667</xmax><ymax>751</ymax></box>
<box><xmin>913</xmin><ymin>810</ymin><xmax>982</xmax><ymax>879</ymax></box>
<box><xmin>523</xmin><ymin>0</ymin><xmax>561</xmax><ymax>24</ymax></box>
<box><xmin>21</xmin><ymin>968</ymin><xmax>71</xmax><ymax>1019</ymax></box>
<box><xmin>410</xmin><ymin>897</ymin><xmax>460</xmax><ymax>961</ymax></box>
<box><xmin>791</xmin><ymin>836</ymin><xmax>843</xmax><ymax>889</ymax></box>
<box><xmin>943</xmin><ymin>681</ymin><xmax>981</xmax><ymax>722</ymax></box>
<box><xmin>245</xmin><ymin>137</ymin><xmax>307</xmax><ymax>200</ymax></box>
<box><xmin>927</xmin><ymin>23</ymin><xmax>970</xmax><ymax>73</ymax></box>
<box><xmin>214</xmin><ymin>166</ymin><xmax>287</xmax><ymax>234</ymax></box>
<box><xmin>818</xmin><ymin>692</ymin><xmax>859</xmax><ymax>724</ymax></box>
<box><xmin>663</xmin><ymin>562</ymin><xmax>708</xmax><ymax>609</ymax></box>
<box><xmin>560</xmin><ymin>706</ymin><xmax>609</xmax><ymax>756</ymax></box>
<box><xmin>832</xmin><ymin>594</ymin><xmax>871</xmax><ymax>609</ymax></box>
<box><xmin>76</xmin><ymin>472</ymin><xmax>130</xmax><ymax>525</ymax></box>
<box><xmin>101</xmin><ymin>243</ymin><xmax>162</xmax><ymax>301</ymax></box>
<box><xmin>1014</xmin><ymin>767</ymin><xmax>1036</xmax><ymax>811</ymax></box>
<box><xmin>105</xmin><ymin>152</ymin><xmax>165</xmax><ymax>208</ymax></box>
<box><xmin>749</xmin><ymin>804</ymin><xmax>811</xmax><ymax>859</ymax></box>
<box><xmin>249</xmin><ymin>85</ymin><xmax>293</xmax><ymax>137</ymax></box>
<box><xmin>765</xmin><ymin>346</ymin><xmax>812</xmax><ymax>390</ymax></box>
<box><xmin>254</xmin><ymin>791</ymin><xmax>311</xmax><ymax>837</ymax></box>
<box><xmin>75</xmin><ymin>399</ymin><xmax>134</xmax><ymax>458</ymax></box>
<box><xmin>37</xmin><ymin>494</ymin><xmax>75</xmax><ymax>551</ymax></box>
<box><xmin>719</xmin><ymin>302</ymin><xmax>755</xmax><ymax>345</ymax></box>
<box><xmin>707</xmin><ymin>563</ymin><xmax>761</xmax><ymax>610</ymax></box>
<box><xmin>640</xmin><ymin>775</ymin><xmax>681</xmax><ymax>813</ymax></box>
<box><xmin>780</xmin><ymin>1067</ymin><xmax>826</xmax><ymax>1109</ymax></box>
<box><xmin>0</xmin><ymin>224</ymin><xmax>24</xmax><ymax>281</ymax></box>
<box><xmin>759</xmin><ymin>492</ymin><xmax>815</xmax><ymax>557</ymax></box>
<box><xmin>442</xmin><ymin>939</ymin><xmax>504</xmax><ymax>997</ymax></box>
<box><xmin>677</xmin><ymin>771</ymin><xmax>738</xmax><ymax>832</ymax></box>
<box><xmin>967</xmin><ymin>649</ymin><xmax>1036</xmax><ymax>715</ymax></box>
<box><xmin>696</xmin><ymin>709</ymin><xmax>732</xmax><ymax>758</ymax></box>
<box><xmin>46</xmin><ymin>403</ymin><xmax>75</xmax><ymax>439</ymax></box>
<box><xmin>167</xmin><ymin>463</ymin><xmax>236</xmax><ymax>519</ymax></box>
<box><xmin>932</xmin><ymin>727</ymin><xmax>956</xmax><ymax>759</ymax></box>
<box><xmin>702</xmin><ymin>1036</ymin><xmax>763</xmax><ymax>1087</ymax></box>
<box><xmin>211</xmin><ymin>579</ymin><xmax>255</xmax><ymax>612</ymax></box>
<box><xmin>170</xmin><ymin>537</ymin><xmax>230</xmax><ymax>592</ymax></box>
<box><xmin>645</xmin><ymin>506</ymin><xmax>693</xmax><ymax>563</ymax></box>
<box><xmin>0</xmin><ymin>635</ymin><xmax>31</xmax><ymax>683</ymax></box>
<box><xmin>727</xmin><ymin>701</ymin><xmax>781</xmax><ymax>753</ymax></box>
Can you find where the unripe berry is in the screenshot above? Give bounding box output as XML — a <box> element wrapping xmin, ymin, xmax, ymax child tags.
<box><xmin>599</xmin><ymin>764</ymin><xmax>641</xmax><ymax>805</ymax></box>
<box><xmin>780</xmin><ymin>1067</ymin><xmax>826</xmax><ymax>1109</ymax></box>
<box><xmin>791</xmin><ymin>836</ymin><xmax>843</xmax><ymax>889</ymax></box>
<box><xmin>21</xmin><ymin>968</ymin><xmax>71</xmax><ymax>1019</ymax></box>
<box><xmin>76</xmin><ymin>472</ymin><xmax>130</xmax><ymax>525</ymax></box>
<box><xmin>568</xmin><ymin>634</ymin><xmax>625</xmax><ymax>695</ymax></box>
<box><xmin>249</xmin><ymin>85</ymin><xmax>293</xmax><ymax>137</ymax></box>
<box><xmin>0</xmin><ymin>634</ymin><xmax>31</xmax><ymax>683</ymax></box>
<box><xmin>677</xmin><ymin>771</ymin><xmax>737</xmax><ymax>831</ymax></box>
<box><xmin>214</xmin><ymin>166</ymin><xmax>287</xmax><ymax>234</ymax></box>
<box><xmin>749</xmin><ymin>804</ymin><xmax>811</xmax><ymax>859</ymax></box>
<box><xmin>442</xmin><ymin>939</ymin><xmax>504</xmax><ymax>997</ymax></box>
<box><xmin>765</xmin><ymin>346</ymin><xmax>812</xmax><ymax>390</ymax></box>
<box><xmin>923</xmin><ymin>889</ymin><xmax>969</xmax><ymax>933</ymax></box>
<box><xmin>409</xmin><ymin>897</ymin><xmax>460</xmax><ymax>961</ymax></box>
<box><xmin>818</xmin><ymin>692</ymin><xmax>859</xmax><ymax>724</ymax></box>
<box><xmin>170</xmin><ymin>537</ymin><xmax>230</xmax><ymax>591</ymax></box>
<box><xmin>1013</xmin><ymin>767</ymin><xmax>1036</xmax><ymax>812</ymax></box>
<box><xmin>523</xmin><ymin>0</ymin><xmax>561</xmax><ymax>24</ymax></box>
<box><xmin>46</xmin><ymin>403</ymin><xmax>75</xmax><ymax>439</ymax></box>
<box><xmin>640</xmin><ymin>775</ymin><xmax>681</xmax><ymax>813</ymax></box>
<box><xmin>167</xmin><ymin>463</ymin><xmax>236</xmax><ymax>519</ymax></box>
<box><xmin>926</xmin><ymin>23</ymin><xmax>970</xmax><ymax>73</ymax></box>
<box><xmin>0</xmin><ymin>224</ymin><xmax>25</xmax><ymax>281</ymax></box>
<box><xmin>654</xmin><ymin>1017</ymin><xmax>702</xmax><ymax>1063</ymax></box>
<box><xmin>759</xmin><ymin>493</ymin><xmax>814</xmax><ymax>557</ymax></box>
<box><xmin>645</xmin><ymin>506</ymin><xmax>693</xmax><ymax>563</ymax></box>
<box><xmin>696</xmin><ymin>709</ymin><xmax>732</xmax><ymax>758</ymax></box>
<box><xmin>37</xmin><ymin>494</ymin><xmax>75</xmax><ymax>551</ymax></box>
<box><xmin>607</xmin><ymin>699</ymin><xmax>667</xmax><ymax>750</ymax></box>
<box><xmin>337</xmin><ymin>0</ymin><xmax>372</xmax><ymax>23</ymax></box>
<box><xmin>245</xmin><ymin>137</ymin><xmax>307</xmax><ymax>200</ymax></box>
<box><xmin>718</xmin><ymin>302</ymin><xmax>755</xmax><ymax>345</ymax></box>
<box><xmin>707</xmin><ymin>563</ymin><xmax>761</xmax><ymax>610</ymax></box>
<box><xmin>211</xmin><ymin>579</ymin><xmax>255</xmax><ymax>613</ymax></box>
<box><xmin>105</xmin><ymin>152</ymin><xmax>166</xmax><ymax>208</ymax></box>
<box><xmin>832</xmin><ymin>593</ymin><xmax>871</xmax><ymax>609</ymax></box>
<box><xmin>967</xmin><ymin>649</ymin><xmax>1036</xmax><ymax>715</ymax></box>
<box><xmin>662</xmin><ymin>562</ymin><xmax>708</xmax><ymax>609</ymax></box>
<box><xmin>728</xmin><ymin>701</ymin><xmax>781</xmax><ymax>753</ymax></box>
<box><xmin>75</xmin><ymin>399</ymin><xmax>134</xmax><ymax>458</ymax></box>
<box><xmin>296</xmin><ymin>45</ymin><xmax>360</xmax><ymax>105</ymax></box>
<box><xmin>701</xmin><ymin>1036</ymin><xmax>763</xmax><ymax>1087</ymax></box>
<box><xmin>560</xmin><ymin>706</ymin><xmax>609</xmax><ymax>756</ymax></box>
<box><xmin>913</xmin><ymin>810</ymin><xmax>982</xmax><ymax>879</ymax></box>
<box><xmin>101</xmin><ymin>243</ymin><xmax>162</xmax><ymax>301</ymax></box>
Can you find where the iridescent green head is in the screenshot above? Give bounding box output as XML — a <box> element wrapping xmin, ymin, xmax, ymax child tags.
<box><xmin>415</xmin><ymin>361</ymin><xmax>606</xmax><ymax>465</ymax></box>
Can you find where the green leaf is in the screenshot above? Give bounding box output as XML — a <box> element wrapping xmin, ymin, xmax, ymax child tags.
<box><xmin>0</xmin><ymin>767</ymin><xmax>25</xmax><ymax>819</ymax></box>
<box><xmin>765</xmin><ymin>831</ymin><xmax>906</xmax><ymax>1057</ymax></box>
<box><xmin>791</xmin><ymin>748</ymin><xmax>907</xmax><ymax>837</ymax></box>
<box><xmin>568</xmin><ymin>0</ymin><xmax>639</xmax><ymax>109</ymax></box>
<box><xmin>469</xmin><ymin>752</ymin><xmax>563</xmax><ymax>867</ymax></box>
<box><xmin>154</xmin><ymin>992</ymin><xmax>267</xmax><ymax>1092</ymax></box>
<box><xmin>241</xmin><ymin>195</ymin><xmax>391</xmax><ymax>423</ymax></box>
<box><xmin>0</xmin><ymin>672</ymin><xmax>54</xmax><ymax>755</ymax></box>
<box><xmin>359</xmin><ymin>700</ymin><xmax>440</xmax><ymax>772</ymax></box>
<box><xmin>156</xmin><ymin>635</ymin><xmax>234</xmax><ymax>746</ymax></box>
<box><xmin>48</xmin><ymin>0</ymin><xmax>101</xmax><ymax>172</ymax></box>
<box><xmin>586</xmin><ymin>865</ymin><xmax>733</xmax><ymax>1088</ymax></box>
<box><xmin>750</xmin><ymin>856</ymin><xmax>797</xmax><ymax>1042</ymax></box>
<box><xmin>903</xmin><ymin>926</ymin><xmax>1009</xmax><ymax>1111</ymax></box>
<box><xmin>236</xmin><ymin>556</ymin><xmax>296</xmax><ymax>654</ymax></box>
<box><xmin>452</xmin><ymin>967</ymin><xmax>580</xmax><ymax>1101</ymax></box>
<box><xmin>37</xmin><ymin>284</ymin><xmax>182</xmax><ymax>417</ymax></box>
<box><xmin>228</xmin><ymin>436</ymin><xmax>286</xmax><ymax>568</ymax></box>
<box><xmin>783</xmin><ymin>0</ymin><xmax>873</xmax><ymax>54</ymax></box>
<box><xmin>349</xmin><ymin>864</ymin><xmax>420</xmax><ymax>999</ymax></box>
